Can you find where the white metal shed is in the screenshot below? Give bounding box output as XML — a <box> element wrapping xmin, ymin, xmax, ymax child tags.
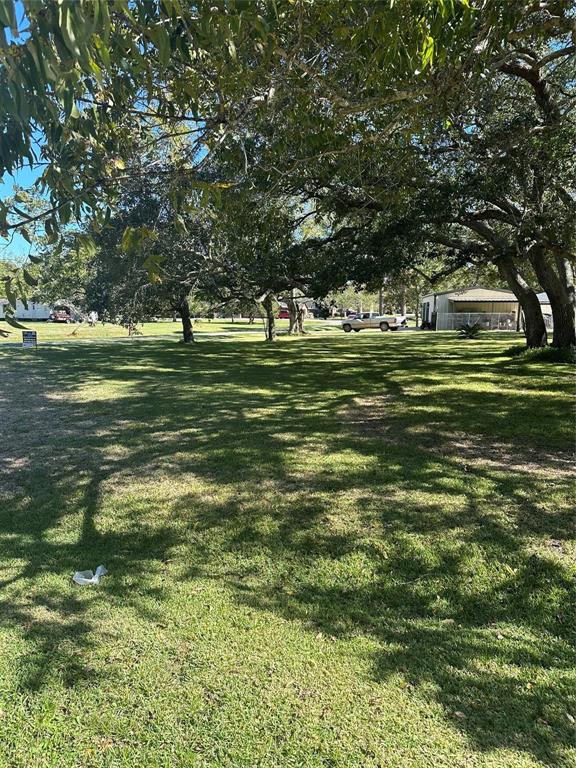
<box><xmin>0</xmin><ymin>299</ymin><xmax>52</xmax><ymax>320</ymax></box>
<box><xmin>421</xmin><ymin>286</ymin><xmax>552</xmax><ymax>331</ymax></box>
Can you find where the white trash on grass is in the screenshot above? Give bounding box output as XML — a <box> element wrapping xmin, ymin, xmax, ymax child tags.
<box><xmin>73</xmin><ymin>565</ymin><xmax>108</xmax><ymax>586</ymax></box>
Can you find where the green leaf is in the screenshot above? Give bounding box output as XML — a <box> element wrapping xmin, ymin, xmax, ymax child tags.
<box><xmin>23</xmin><ymin>269</ymin><xmax>38</xmax><ymax>287</ymax></box>
<box><xmin>227</xmin><ymin>39</ymin><xmax>237</xmax><ymax>62</ymax></box>
<box><xmin>93</xmin><ymin>33</ymin><xmax>111</xmax><ymax>67</ymax></box>
<box><xmin>4</xmin><ymin>315</ymin><xmax>27</xmax><ymax>330</ymax></box>
<box><xmin>76</xmin><ymin>233</ymin><xmax>97</xmax><ymax>259</ymax></box>
<box><xmin>3</xmin><ymin>277</ymin><xmax>17</xmax><ymax>308</ymax></box>
<box><xmin>143</xmin><ymin>252</ymin><xmax>165</xmax><ymax>281</ymax></box>
<box><xmin>59</xmin><ymin>203</ymin><xmax>72</xmax><ymax>226</ymax></box>
<box><xmin>121</xmin><ymin>226</ymin><xmax>135</xmax><ymax>252</ymax></box>
<box><xmin>99</xmin><ymin>0</ymin><xmax>111</xmax><ymax>42</ymax></box>
<box><xmin>0</xmin><ymin>0</ymin><xmax>18</xmax><ymax>37</ymax></box>
<box><xmin>121</xmin><ymin>225</ymin><xmax>157</xmax><ymax>253</ymax></box>
<box><xmin>152</xmin><ymin>24</ymin><xmax>171</xmax><ymax>67</ymax></box>
<box><xmin>59</xmin><ymin>4</ymin><xmax>81</xmax><ymax>58</ymax></box>
<box><xmin>174</xmin><ymin>214</ymin><xmax>188</xmax><ymax>235</ymax></box>
<box><xmin>421</xmin><ymin>35</ymin><xmax>435</xmax><ymax>69</ymax></box>
<box><xmin>43</xmin><ymin>217</ymin><xmax>58</xmax><ymax>244</ymax></box>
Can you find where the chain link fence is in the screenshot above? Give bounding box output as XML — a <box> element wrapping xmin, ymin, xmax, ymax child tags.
<box><xmin>441</xmin><ymin>312</ymin><xmax>518</xmax><ymax>331</ymax></box>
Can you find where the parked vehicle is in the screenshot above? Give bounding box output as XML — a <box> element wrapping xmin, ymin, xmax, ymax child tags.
<box><xmin>277</xmin><ymin>308</ymin><xmax>290</xmax><ymax>319</ymax></box>
<box><xmin>49</xmin><ymin>308</ymin><xmax>72</xmax><ymax>323</ymax></box>
<box><xmin>342</xmin><ymin>312</ymin><xmax>407</xmax><ymax>333</ymax></box>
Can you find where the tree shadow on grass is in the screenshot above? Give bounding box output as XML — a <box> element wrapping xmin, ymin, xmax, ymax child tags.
<box><xmin>0</xmin><ymin>334</ymin><xmax>574</xmax><ymax>763</ymax></box>
<box><xmin>183</xmin><ymin>470</ymin><xmax>575</xmax><ymax>765</ymax></box>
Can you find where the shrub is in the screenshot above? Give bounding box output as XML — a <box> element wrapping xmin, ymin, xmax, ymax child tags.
<box><xmin>458</xmin><ymin>322</ymin><xmax>481</xmax><ymax>339</ymax></box>
<box><xmin>506</xmin><ymin>344</ymin><xmax>576</xmax><ymax>364</ymax></box>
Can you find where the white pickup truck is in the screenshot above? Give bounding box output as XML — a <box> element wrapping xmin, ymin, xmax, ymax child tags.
<box><xmin>342</xmin><ymin>312</ymin><xmax>407</xmax><ymax>333</ymax></box>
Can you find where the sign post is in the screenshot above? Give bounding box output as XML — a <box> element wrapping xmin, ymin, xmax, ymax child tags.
<box><xmin>22</xmin><ymin>330</ymin><xmax>38</xmax><ymax>348</ymax></box>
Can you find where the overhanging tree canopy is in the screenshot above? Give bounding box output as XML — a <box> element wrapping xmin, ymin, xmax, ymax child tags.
<box><xmin>1</xmin><ymin>0</ymin><xmax>574</xmax><ymax>344</ymax></box>
<box><xmin>224</xmin><ymin>1</ymin><xmax>575</xmax><ymax>346</ymax></box>
<box><xmin>0</xmin><ymin>1</ymin><xmax>530</xmax><ymax>243</ymax></box>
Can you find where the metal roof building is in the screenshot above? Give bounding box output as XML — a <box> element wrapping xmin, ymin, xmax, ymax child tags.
<box><xmin>421</xmin><ymin>286</ymin><xmax>552</xmax><ymax>331</ymax></box>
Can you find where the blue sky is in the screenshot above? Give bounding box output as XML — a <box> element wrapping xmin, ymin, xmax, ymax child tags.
<box><xmin>0</xmin><ymin>165</ymin><xmax>43</xmax><ymax>264</ymax></box>
<box><xmin>0</xmin><ymin>0</ymin><xmax>40</xmax><ymax>264</ymax></box>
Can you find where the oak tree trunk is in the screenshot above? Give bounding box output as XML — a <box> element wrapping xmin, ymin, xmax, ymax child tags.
<box><xmin>496</xmin><ymin>256</ymin><xmax>547</xmax><ymax>348</ymax></box>
<box><xmin>286</xmin><ymin>293</ymin><xmax>299</xmax><ymax>334</ymax></box>
<box><xmin>549</xmin><ymin>301</ymin><xmax>576</xmax><ymax>349</ymax></box>
<box><xmin>297</xmin><ymin>305</ymin><xmax>306</xmax><ymax>334</ymax></box>
<box><xmin>262</xmin><ymin>294</ymin><xmax>277</xmax><ymax>342</ymax></box>
<box><xmin>178</xmin><ymin>296</ymin><xmax>194</xmax><ymax>343</ymax></box>
<box><xmin>529</xmin><ymin>249</ymin><xmax>576</xmax><ymax>348</ymax></box>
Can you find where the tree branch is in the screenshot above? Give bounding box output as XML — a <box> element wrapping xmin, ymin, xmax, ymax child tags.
<box><xmin>424</xmin><ymin>232</ymin><xmax>486</xmax><ymax>255</ymax></box>
<box><xmin>534</xmin><ymin>45</ymin><xmax>576</xmax><ymax>68</ymax></box>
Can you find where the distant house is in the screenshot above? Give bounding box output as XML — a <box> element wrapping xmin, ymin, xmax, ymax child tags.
<box><xmin>421</xmin><ymin>286</ymin><xmax>552</xmax><ymax>331</ymax></box>
<box><xmin>0</xmin><ymin>298</ymin><xmax>52</xmax><ymax>321</ymax></box>
<box><xmin>277</xmin><ymin>297</ymin><xmax>326</xmax><ymax>318</ymax></box>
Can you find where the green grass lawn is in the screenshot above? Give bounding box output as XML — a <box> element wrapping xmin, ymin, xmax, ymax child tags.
<box><xmin>0</xmin><ymin>317</ymin><xmax>339</xmax><ymax>344</ymax></box>
<box><xmin>0</xmin><ymin>332</ymin><xmax>574</xmax><ymax>767</ymax></box>
<box><xmin>0</xmin><ymin>318</ymin><xmax>182</xmax><ymax>342</ymax></box>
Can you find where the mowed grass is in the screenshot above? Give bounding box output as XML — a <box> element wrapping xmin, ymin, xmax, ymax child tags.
<box><xmin>0</xmin><ymin>318</ymin><xmax>184</xmax><ymax>343</ymax></box>
<box><xmin>0</xmin><ymin>317</ymin><xmax>338</xmax><ymax>344</ymax></box>
<box><xmin>0</xmin><ymin>332</ymin><xmax>574</xmax><ymax>768</ymax></box>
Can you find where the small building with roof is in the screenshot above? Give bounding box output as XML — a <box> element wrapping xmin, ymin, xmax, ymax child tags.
<box><xmin>421</xmin><ymin>286</ymin><xmax>552</xmax><ymax>331</ymax></box>
<box><xmin>0</xmin><ymin>298</ymin><xmax>52</xmax><ymax>320</ymax></box>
